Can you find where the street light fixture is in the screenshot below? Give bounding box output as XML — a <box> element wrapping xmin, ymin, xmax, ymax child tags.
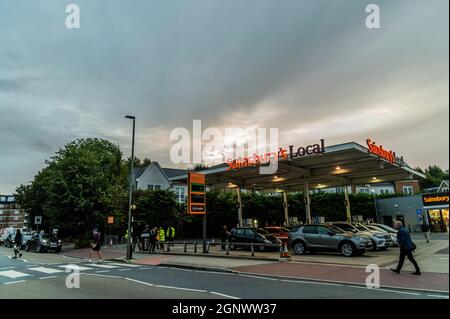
<box><xmin>125</xmin><ymin>115</ymin><xmax>136</xmax><ymax>261</ymax></box>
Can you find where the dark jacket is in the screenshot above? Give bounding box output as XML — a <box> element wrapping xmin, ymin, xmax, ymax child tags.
<box><xmin>397</xmin><ymin>227</ymin><xmax>416</xmax><ymax>251</ymax></box>
<box><xmin>14</xmin><ymin>233</ymin><xmax>22</xmax><ymax>245</ymax></box>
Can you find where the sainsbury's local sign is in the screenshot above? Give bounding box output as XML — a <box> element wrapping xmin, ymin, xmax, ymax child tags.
<box><xmin>227</xmin><ymin>139</ymin><xmax>325</xmax><ymax>170</ymax></box>
<box><xmin>366</xmin><ymin>139</ymin><xmax>405</xmax><ymax>166</ymax></box>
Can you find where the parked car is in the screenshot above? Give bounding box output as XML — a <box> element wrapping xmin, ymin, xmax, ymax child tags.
<box><xmin>326</xmin><ymin>222</ymin><xmax>392</xmax><ymax>251</ymax></box>
<box><xmin>228</xmin><ymin>227</ymin><xmax>281</xmax><ymax>251</ymax></box>
<box><xmin>3</xmin><ymin>234</ymin><xmax>15</xmax><ymax>248</ymax></box>
<box><xmin>366</xmin><ymin>223</ymin><xmax>399</xmax><ymax>246</ymax></box>
<box><xmin>288</xmin><ymin>224</ymin><xmax>373</xmax><ymax>257</ymax></box>
<box><xmin>21</xmin><ymin>233</ymin><xmax>34</xmax><ymax>249</ymax></box>
<box><xmin>264</xmin><ymin>227</ymin><xmax>290</xmax><ymax>240</ymax></box>
<box><xmin>25</xmin><ymin>234</ymin><xmax>62</xmax><ymax>253</ymax></box>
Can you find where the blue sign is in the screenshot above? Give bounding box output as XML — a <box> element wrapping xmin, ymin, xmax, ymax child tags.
<box><xmin>416</xmin><ymin>209</ymin><xmax>422</xmax><ymax>215</ymax></box>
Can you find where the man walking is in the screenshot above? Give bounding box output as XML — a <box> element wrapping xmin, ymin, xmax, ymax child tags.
<box><xmin>166</xmin><ymin>225</ymin><xmax>175</xmax><ymax>247</ymax></box>
<box><xmin>391</xmin><ymin>220</ymin><xmax>421</xmax><ymax>275</ymax></box>
<box><xmin>89</xmin><ymin>229</ymin><xmax>102</xmax><ymax>263</ymax></box>
<box><xmin>149</xmin><ymin>226</ymin><xmax>157</xmax><ymax>253</ymax></box>
<box><xmin>220</xmin><ymin>225</ymin><xmax>230</xmax><ymax>251</ymax></box>
<box><xmin>12</xmin><ymin>229</ymin><xmax>23</xmax><ymax>259</ymax></box>
<box><xmin>158</xmin><ymin>226</ymin><xmax>166</xmax><ymax>252</ymax></box>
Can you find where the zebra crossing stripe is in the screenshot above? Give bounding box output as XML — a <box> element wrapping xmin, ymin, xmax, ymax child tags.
<box><xmin>0</xmin><ymin>270</ymin><xmax>32</xmax><ymax>279</ymax></box>
<box><xmin>29</xmin><ymin>267</ymin><xmax>64</xmax><ymax>274</ymax></box>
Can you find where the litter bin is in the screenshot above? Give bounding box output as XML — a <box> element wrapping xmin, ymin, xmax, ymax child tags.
<box><xmin>141</xmin><ymin>231</ymin><xmax>150</xmax><ymax>251</ymax></box>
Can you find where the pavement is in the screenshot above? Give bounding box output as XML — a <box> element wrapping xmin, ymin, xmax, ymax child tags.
<box><xmin>0</xmin><ymin>249</ymin><xmax>447</xmax><ymax>299</ymax></box>
<box><xmin>75</xmin><ymin>235</ymin><xmax>450</xmax><ymax>294</ymax></box>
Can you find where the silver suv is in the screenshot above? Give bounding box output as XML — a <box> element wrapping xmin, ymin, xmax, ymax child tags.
<box><xmin>327</xmin><ymin>222</ymin><xmax>393</xmax><ymax>251</ymax></box>
<box><xmin>288</xmin><ymin>224</ymin><xmax>373</xmax><ymax>257</ymax></box>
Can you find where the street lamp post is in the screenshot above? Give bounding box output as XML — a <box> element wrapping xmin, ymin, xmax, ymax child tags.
<box><xmin>371</xmin><ymin>189</ymin><xmax>380</xmax><ymax>223</ymax></box>
<box><xmin>125</xmin><ymin>115</ymin><xmax>136</xmax><ymax>261</ymax></box>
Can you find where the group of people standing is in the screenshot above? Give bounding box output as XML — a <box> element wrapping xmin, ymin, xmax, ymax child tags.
<box><xmin>145</xmin><ymin>225</ymin><xmax>176</xmax><ymax>252</ymax></box>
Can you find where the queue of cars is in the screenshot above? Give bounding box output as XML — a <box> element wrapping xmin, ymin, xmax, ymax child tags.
<box><xmin>0</xmin><ymin>230</ymin><xmax>62</xmax><ymax>253</ymax></box>
<box><xmin>227</xmin><ymin>221</ymin><xmax>398</xmax><ymax>257</ymax></box>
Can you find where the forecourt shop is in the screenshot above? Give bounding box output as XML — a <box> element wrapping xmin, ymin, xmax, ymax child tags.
<box><xmin>172</xmin><ymin>139</ymin><xmax>425</xmax><ymax>226</ymax></box>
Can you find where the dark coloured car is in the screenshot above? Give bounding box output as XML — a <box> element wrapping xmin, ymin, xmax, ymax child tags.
<box><xmin>25</xmin><ymin>234</ymin><xmax>62</xmax><ymax>253</ymax></box>
<box><xmin>228</xmin><ymin>227</ymin><xmax>281</xmax><ymax>251</ymax></box>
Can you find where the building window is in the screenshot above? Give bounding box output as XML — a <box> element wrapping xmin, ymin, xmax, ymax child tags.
<box><xmin>403</xmin><ymin>186</ymin><xmax>413</xmax><ymax>195</ymax></box>
<box><xmin>14</xmin><ymin>216</ymin><xmax>19</xmax><ymax>221</ymax></box>
<box><xmin>175</xmin><ymin>187</ymin><xmax>186</xmax><ymax>202</ymax></box>
<box><xmin>147</xmin><ymin>185</ymin><xmax>154</xmax><ymax>190</ymax></box>
<box><xmin>359</xmin><ymin>188</ymin><xmax>370</xmax><ymax>194</ymax></box>
<box><xmin>7</xmin><ymin>196</ymin><xmax>14</xmax><ymax>202</ymax></box>
<box><xmin>154</xmin><ymin>185</ymin><xmax>161</xmax><ymax>190</ymax></box>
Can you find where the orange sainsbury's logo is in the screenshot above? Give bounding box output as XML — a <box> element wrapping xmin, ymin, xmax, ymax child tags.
<box><xmin>366</xmin><ymin>139</ymin><xmax>396</xmax><ymax>164</ymax></box>
<box><xmin>423</xmin><ymin>195</ymin><xmax>449</xmax><ymax>204</ymax></box>
<box><xmin>227</xmin><ymin>148</ymin><xmax>288</xmax><ymax>170</ymax></box>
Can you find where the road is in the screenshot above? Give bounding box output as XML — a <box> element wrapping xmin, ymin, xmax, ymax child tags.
<box><xmin>0</xmin><ymin>246</ymin><xmax>447</xmax><ymax>299</ymax></box>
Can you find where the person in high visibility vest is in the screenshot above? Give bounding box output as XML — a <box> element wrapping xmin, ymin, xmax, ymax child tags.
<box><xmin>158</xmin><ymin>227</ymin><xmax>165</xmax><ymax>251</ymax></box>
<box><xmin>166</xmin><ymin>226</ymin><xmax>175</xmax><ymax>247</ymax></box>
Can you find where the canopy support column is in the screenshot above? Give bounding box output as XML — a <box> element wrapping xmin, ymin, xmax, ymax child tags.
<box><xmin>344</xmin><ymin>185</ymin><xmax>352</xmax><ymax>222</ymax></box>
<box><xmin>236</xmin><ymin>187</ymin><xmax>243</xmax><ymax>227</ymax></box>
<box><xmin>304</xmin><ymin>181</ymin><xmax>311</xmax><ymax>224</ymax></box>
<box><xmin>283</xmin><ymin>191</ymin><xmax>289</xmax><ymax>227</ymax></box>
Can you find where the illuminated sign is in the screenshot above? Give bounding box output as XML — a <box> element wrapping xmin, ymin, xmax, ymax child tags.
<box><xmin>422</xmin><ymin>193</ymin><xmax>449</xmax><ymax>207</ymax></box>
<box><xmin>188</xmin><ymin>172</ymin><xmax>206</xmax><ymax>215</ymax></box>
<box><xmin>226</xmin><ymin>139</ymin><xmax>325</xmax><ymax>170</ymax></box>
<box><xmin>366</xmin><ymin>139</ymin><xmax>396</xmax><ymax>164</ymax></box>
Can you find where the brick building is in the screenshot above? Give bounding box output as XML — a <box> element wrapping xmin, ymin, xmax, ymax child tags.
<box><xmin>0</xmin><ymin>195</ymin><xmax>25</xmax><ymax>229</ymax></box>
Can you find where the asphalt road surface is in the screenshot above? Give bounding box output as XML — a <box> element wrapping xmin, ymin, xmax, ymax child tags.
<box><xmin>0</xmin><ymin>246</ymin><xmax>447</xmax><ymax>299</ymax></box>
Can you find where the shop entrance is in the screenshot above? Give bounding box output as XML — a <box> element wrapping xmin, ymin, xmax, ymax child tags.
<box><xmin>427</xmin><ymin>209</ymin><xmax>449</xmax><ymax>232</ymax></box>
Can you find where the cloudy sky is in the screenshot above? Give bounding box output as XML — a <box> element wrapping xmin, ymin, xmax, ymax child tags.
<box><xmin>0</xmin><ymin>0</ymin><xmax>448</xmax><ymax>193</ymax></box>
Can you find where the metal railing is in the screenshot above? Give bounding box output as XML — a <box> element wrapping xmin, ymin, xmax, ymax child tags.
<box><xmin>146</xmin><ymin>240</ymin><xmax>282</xmax><ymax>257</ymax></box>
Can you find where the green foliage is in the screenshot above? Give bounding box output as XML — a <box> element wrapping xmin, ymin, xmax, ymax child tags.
<box><xmin>133</xmin><ymin>189</ymin><xmax>179</xmax><ymax>228</ymax></box>
<box><xmin>416</xmin><ymin>165</ymin><xmax>449</xmax><ymax>189</ymax></box>
<box><xmin>16</xmin><ymin>138</ymin><xmax>128</xmax><ymax>244</ymax></box>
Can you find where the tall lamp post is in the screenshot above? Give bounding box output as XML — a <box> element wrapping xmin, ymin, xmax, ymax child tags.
<box><xmin>125</xmin><ymin>115</ymin><xmax>136</xmax><ymax>261</ymax></box>
<box><xmin>371</xmin><ymin>188</ymin><xmax>380</xmax><ymax>223</ymax></box>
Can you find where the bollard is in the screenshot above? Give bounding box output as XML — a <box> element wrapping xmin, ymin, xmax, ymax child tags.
<box><xmin>251</xmin><ymin>243</ymin><xmax>255</xmax><ymax>257</ymax></box>
<box><xmin>226</xmin><ymin>243</ymin><xmax>230</xmax><ymax>255</ymax></box>
<box><xmin>194</xmin><ymin>242</ymin><xmax>198</xmax><ymax>253</ymax></box>
<box><xmin>184</xmin><ymin>242</ymin><xmax>187</xmax><ymax>253</ymax></box>
<box><xmin>206</xmin><ymin>242</ymin><xmax>210</xmax><ymax>253</ymax></box>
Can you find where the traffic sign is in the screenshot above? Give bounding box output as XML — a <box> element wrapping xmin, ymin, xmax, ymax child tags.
<box><xmin>34</xmin><ymin>216</ymin><xmax>42</xmax><ymax>225</ymax></box>
<box><xmin>188</xmin><ymin>172</ymin><xmax>206</xmax><ymax>215</ymax></box>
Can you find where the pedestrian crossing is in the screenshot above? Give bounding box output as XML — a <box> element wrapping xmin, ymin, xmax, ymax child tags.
<box><xmin>0</xmin><ymin>262</ymin><xmax>147</xmax><ymax>281</ymax></box>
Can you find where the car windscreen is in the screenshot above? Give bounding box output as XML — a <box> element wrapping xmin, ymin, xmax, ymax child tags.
<box><xmin>327</xmin><ymin>225</ymin><xmax>344</xmax><ymax>234</ymax></box>
<box><xmin>354</xmin><ymin>224</ymin><xmax>368</xmax><ymax>231</ymax></box>
<box><xmin>334</xmin><ymin>224</ymin><xmax>355</xmax><ymax>232</ymax></box>
<box><xmin>376</xmin><ymin>224</ymin><xmax>396</xmax><ymax>232</ymax></box>
<box><xmin>256</xmin><ymin>228</ymin><xmax>271</xmax><ymax>236</ymax></box>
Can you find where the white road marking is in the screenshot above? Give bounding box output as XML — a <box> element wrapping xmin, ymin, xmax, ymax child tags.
<box><xmin>155</xmin><ymin>285</ymin><xmax>207</xmax><ymax>293</ymax></box>
<box><xmin>280</xmin><ymin>279</ymin><xmax>343</xmax><ymax>287</ymax></box>
<box><xmin>39</xmin><ymin>276</ymin><xmax>58</xmax><ymax>280</ymax></box>
<box><xmin>124</xmin><ymin>277</ymin><xmax>154</xmax><ymax>286</ymax></box>
<box><xmin>95</xmin><ymin>270</ymin><xmax>110</xmax><ymax>273</ymax></box>
<box><xmin>0</xmin><ymin>270</ymin><xmax>31</xmax><ymax>279</ymax></box>
<box><xmin>368</xmin><ymin>288</ymin><xmax>421</xmax><ymax>296</ymax></box>
<box><xmin>4</xmin><ymin>280</ymin><xmax>26</xmax><ymax>285</ymax></box>
<box><xmin>117</xmin><ymin>269</ymin><xmax>132</xmax><ymax>272</ymax></box>
<box><xmin>427</xmin><ymin>294</ymin><xmax>449</xmax><ymax>299</ymax></box>
<box><xmin>86</xmin><ymin>264</ymin><xmax>119</xmax><ymax>269</ymax></box>
<box><xmin>170</xmin><ymin>268</ymin><xmax>193</xmax><ymax>272</ymax></box>
<box><xmin>59</xmin><ymin>265</ymin><xmax>92</xmax><ymax>271</ymax></box>
<box><xmin>239</xmin><ymin>274</ymin><xmax>279</xmax><ymax>281</ymax></box>
<box><xmin>29</xmin><ymin>267</ymin><xmax>64</xmax><ymax>274</ymax></box>
<box><xmin>82</xmin><ymin>273</ymin><xmax>122</xmax><ymax>279</ymax></box>
<box><xmin>439</xmin><ymin>257</ymin><xmax>449</xmax><ymax>260</ymax></box>
<box><xmin>0</xmin><ymin>267</ymin><xmax>13</xmax><ymax>270</ymax></box>
<box><xmin>209</xmin><ymin>291</ymin><xmax>240</xmax><ymax>299</ymax></box>
<box><xmin>109</xmin><ymin>263</ymin><xmax>140</xmax><ymax>268</ymax></box>
<box><xmin>139</xmin><ymin>267</ymin><xmax>151</xmax><ymax>270</ymax></box>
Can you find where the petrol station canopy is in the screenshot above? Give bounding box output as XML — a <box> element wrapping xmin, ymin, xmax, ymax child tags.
<box><xmin>172</xmin><ymin>141</ymin><xmax>426</xmax><ymax>191</ymax></box>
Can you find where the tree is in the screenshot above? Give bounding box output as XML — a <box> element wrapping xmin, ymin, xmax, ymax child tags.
<box><xmin>126</xmin><ymin>157</ymin><xmax>152</xmax><ymax>169</ymax></box>
<box><xmin>416</xmin><ymin>165</ymin><xmax>449</xmax><ymax>189</ymax></box>
<box><xmin>16</xmin><ymin>138</ymin><xmax>129</xmax><ymax>245</ymax></box>
<box><xmin>133</xmin><ymin>189</ymin><xmax>179</xmax><ymax>227</ymax></box>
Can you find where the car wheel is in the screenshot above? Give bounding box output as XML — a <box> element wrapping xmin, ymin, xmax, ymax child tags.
<box><xmin>25</xmin><ymin>244</ymin><xmax>30</xmax><ymax>252</ymax></box>
<box><xmin>36</xmin><ymin>245</ymin><xmax>41</xmax><ymax>253</ymax></box>
<box><xmin>340</xmin><ymin>242</ymin><xmax>356</xmax><ymax>257</ymax></box>
<box><xmin>293</xmin><ymin>241</ymin><xmax>306</xmax><ymax>255</ymax></box>
<box><xmin>55</xmin><ymin>248</ymin><xmax>61</xmax><ymax>253</ymax></box>
<box><xmin>258</xmin><ymin>245</ymin><xmax>265</xmax><ymax>252</ymax></box>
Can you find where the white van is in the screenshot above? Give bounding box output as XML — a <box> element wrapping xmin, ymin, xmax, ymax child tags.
<box><xmin>0</xmin><ymin>227</ymin><xmax>21</xmax><ymax>243</ymax></box>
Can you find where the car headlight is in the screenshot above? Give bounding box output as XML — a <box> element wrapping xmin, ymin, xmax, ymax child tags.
<box><xmin>42</xmin><ymin>240</ymin><xmax>47</xmax><ymax>244</ymax></box>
